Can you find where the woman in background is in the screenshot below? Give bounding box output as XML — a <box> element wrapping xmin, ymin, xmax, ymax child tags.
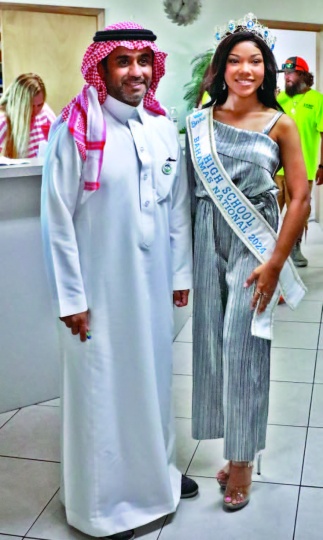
<box><xmin>0</xmin><ymin>73</ymin><xmax>55</xmax><ymax>158</ymax></box>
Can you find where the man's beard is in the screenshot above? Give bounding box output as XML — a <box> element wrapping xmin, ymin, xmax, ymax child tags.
<box><xmin>285</xmin><ymin>78</ymin><xmax>307</xmax><ymax>97</ymax></box>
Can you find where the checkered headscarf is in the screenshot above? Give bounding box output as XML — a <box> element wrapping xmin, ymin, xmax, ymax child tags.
<box><xmin>59</xmin><ymin>21</ymin><xmax>167</xmax><ymax>192</ymax></box>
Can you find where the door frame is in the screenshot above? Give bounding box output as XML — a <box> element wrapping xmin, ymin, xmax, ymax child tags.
<box><xmin>260</xmin><ymin>19</ymin><xmax>323</xmax><ymax>90</ymax></box>
<box><xmin>0</xmin><ymin>3</ymin><xmax>105</xmax><ymax>29</ymax></box>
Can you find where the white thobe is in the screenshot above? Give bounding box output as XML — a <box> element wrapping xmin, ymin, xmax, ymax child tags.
<box><xmin>41</xmin><ymin>95</ymin><xmax>192</xmax><ymax>537</ymax></box>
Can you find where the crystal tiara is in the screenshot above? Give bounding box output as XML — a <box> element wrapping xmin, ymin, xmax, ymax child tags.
<box><xmin>214</xmin><ymin>12</ymin><xmax>276</xmax><ymax>51</ymax></box>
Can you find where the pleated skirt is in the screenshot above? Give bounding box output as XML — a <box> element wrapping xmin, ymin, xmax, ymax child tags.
<box><xmin>192</xmin><ymin>193</ymin><xmax>279</xmax><ymax>461</ymax></box>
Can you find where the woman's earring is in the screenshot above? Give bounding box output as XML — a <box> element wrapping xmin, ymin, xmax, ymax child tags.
<box><xmin>261</xmin><ymin>83</ymin><xmax>264</xmax><ymax>90</ymax></box>
<box><xmin>223</xmin><ymin>81</ymin><xmax>227</xmax><ymax>90</ymax></box>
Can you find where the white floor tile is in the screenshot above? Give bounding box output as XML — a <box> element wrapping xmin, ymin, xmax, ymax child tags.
<box><xmin>27</xmin><ymin>491</ymin><xmax>164</xmax><ymax>540</ymax></box>
<box><xmin>319</xmin><ymin>324</ymin><xmax>323</xmax><ymax>349</ymax></box>
<box><xmin>186</xmin><ymin>438</ymin><xmax>224</xmax><ymax>478</ymax></box>
<box><xmin>173</xmin><ymin>342</ymin><xmax>192</xmax><ymax>375</ymax></box>
<box><xmin>38</xmin><ymin>398</ymin><xmax>60</xmax><ymax>407</ymax></box>
<box><xmin>4</xmin><ymin>221</ymin><xmax>323</xmax><ymax>540</ymax></box>
<box><xmin>302</xmin><ymin>428</ymin><xmax>323</xmax><ymax>487</ymax></box>
<box><xmin>314</xmin><ymin>350</ymin><xmax>323</xmax><ymax>383</ymax></box>
<box><xmin>295</xmin><ymin>487</ymin><xmax>323</xmax><ymax>540</ymax></box>
<box><xmin>274</xmin><ymin>300</ymin><xmax>322</xmax><ymax>323</ymax></box>
<box><xmin>26</xmin><ymin>492</ymin><xmax>94</xmax><ymax>540</ymax></box>
<box><xmin>302</xmin><ymin>244</ymin><xmax>323</xmax><ymax>264</ymax></box>
<box><xmin>272</xmin><ymin>321</ymin><xmax>320</xmax><ymax>349</ymax></box>
<box><xmin>175</xmin><ymin>418</ymin><xmax>199</xmax><ymax>474</ymax></box>
<box><xmin>0</xmin><ymin>536</ymin><xmax>23</xmax><ymax>540</ymax></box>
<box><xmin>175</xmin><ymin>317</ymin><xmax>192</xmax><ymax>343</ymax></box>
<box><xmin>270</xmin><ymin>348</ymin><xmax>316</xmax><ymax>383</ymax></box>
<box><xmin>268</xmin><ymin>381</ymin><xmax>312</xmax><ymax>426</ymax></box>
<box><xmin>309</xmin><ymin>384</ymin><xmax>323</xmax><ymax>427</ymax></box>
<box><xmin>0</xmin><ymin>405</ymin><xmax>60</xmax><ymax>461</ymax></box>
<box><xmin>297</xmin><ymin>266</ymin><xmax>323</xmax><ymax>284</ymax></box>
<box><xmin>159</xmin><ymin>478</ymin><xmax>298</xmax><ymax>540</ymax></box>
<box><xmin>173</xmin><ymin>375</ymin><xmax>192</xmax><ymax>419</ymax></box>
<box><xmin>302</xmin><ymin>255</ymin><xmax>323</xmax><ymax>269</ymax></box>
<box><xmin>0</xmin><ymin>409</ymin><xmax>18</xmax><ymax>428</ymax></box>
<box><xmin>253</xmin><ymin>425</ymin><xmax>306</xmax><ymax>486</ymax></box>
<box><xmin>303</xmin><ymin>284</ymin><xmax>323</xmax><ymax>302</ymax></box>
<box><xmin>0</xmin><ymin>457</ymin><xmax>59</xmax><ymax>536</ymax></box>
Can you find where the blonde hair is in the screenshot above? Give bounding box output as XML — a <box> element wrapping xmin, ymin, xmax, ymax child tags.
<box><xmin>0</xmin><ymin>73</ymin><xmax>46</xmax><ymax>158</ymax></box>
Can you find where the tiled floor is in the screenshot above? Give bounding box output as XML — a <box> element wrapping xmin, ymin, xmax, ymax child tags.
<box><xmin>1</xmin><ymin>222</ymin><xmax>323</xmax><ymax>540</ymax></box>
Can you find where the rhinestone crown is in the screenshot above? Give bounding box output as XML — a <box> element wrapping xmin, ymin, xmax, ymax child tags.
<box><xmin>214</xmin><ymin>13</ymin><xmax>276</xmax><ymax>51</ymax></box>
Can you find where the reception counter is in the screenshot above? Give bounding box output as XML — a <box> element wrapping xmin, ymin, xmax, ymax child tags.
<box><xmin>0</xmin><ymin>159</ymin><xmax>60</xmax><ymax>413</ymax></box>
<box><xmin>0</xmin><ymin>159</ymin><xmax>191</xmax><ymax>413</ymax></box>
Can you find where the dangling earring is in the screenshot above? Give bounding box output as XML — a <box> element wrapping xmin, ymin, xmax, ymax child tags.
<box><xmin>223</xmin><ymin>81</ymin><xmax>227</xmax><ymax>90</ymax></box>
<box><xmin>261</xmin><ymin>83</ymin><xmax>264</xmax><ymax>90</ymax></box>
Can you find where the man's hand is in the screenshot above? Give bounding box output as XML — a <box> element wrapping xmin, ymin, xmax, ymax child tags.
<box><xmin>173</xmin><ymin>290</ymin><xmax>190</xmax><ymax>308</ymax></box>
<box><xmin>59</xmin><ymin>310</ymin><xmax>89</xmax><ymax>342</ymax></box>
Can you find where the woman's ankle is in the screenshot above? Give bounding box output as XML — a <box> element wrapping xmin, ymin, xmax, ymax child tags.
<box><xmin>231</xmin><ymin>460</ymin><xmax>253</xmax><ymax>468</ymax></box>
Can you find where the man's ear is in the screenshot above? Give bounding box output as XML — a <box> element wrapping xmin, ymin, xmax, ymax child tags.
<box><xmin>97</xmin><ymin>61</ymin><xmax>106</xmax><ymax>81</ymax></box>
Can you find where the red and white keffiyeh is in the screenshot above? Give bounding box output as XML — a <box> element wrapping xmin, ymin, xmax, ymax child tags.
<box><xmin>59</xmin><ymin>21</ymin><xmax>167</xmax><ymax>193</ymax></box>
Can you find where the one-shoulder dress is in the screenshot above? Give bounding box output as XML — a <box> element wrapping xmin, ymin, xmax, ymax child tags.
<box><xmin>187</xmin><ymin>112</ymin><xmax>283</xmax><ymax>461</ymax></box>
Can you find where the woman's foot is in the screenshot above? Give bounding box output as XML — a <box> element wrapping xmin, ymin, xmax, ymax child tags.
<box><xmin>223</xmin><ymin>461</ymin><xmax>253</xmax><ymax>511</ymax></box>
<box><xmin>216</xmin><ymin>461</ymin><xmax>231</xmax><ymax>490</ymax></box>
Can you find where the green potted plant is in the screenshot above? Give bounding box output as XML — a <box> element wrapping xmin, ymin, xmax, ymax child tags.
<box><xmin>183</xmin><ymin>49</ymin><xmax>214</xmax><ymax>111</ymax></box>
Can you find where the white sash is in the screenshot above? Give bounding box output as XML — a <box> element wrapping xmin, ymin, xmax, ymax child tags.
<box><xmin>187</xmin><ymin>107</ymin><xmax>306</xmax><ymax>340</ymax></box>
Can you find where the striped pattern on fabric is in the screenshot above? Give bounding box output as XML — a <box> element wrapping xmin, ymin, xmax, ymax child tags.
<box><xmin>0</xmin><ymin>103</ymin><xmax>56</xmax><ymax>158</ymax></box>
<box><xmin>192</xmin><ymin>197</ymin><xmax>277</xmax><ymax>461</ymax></box>
<box><xmin>189</xmin><ymin>115</ymin><xmax>282</xmax><ymax>461</ymax></box>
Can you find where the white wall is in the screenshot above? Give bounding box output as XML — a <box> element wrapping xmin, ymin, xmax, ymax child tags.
<box><xmin>104</xmin><ymin>0</ymin><xmax>323</xmax><ymax>127</ymax></box>
<box><xmin>2</xmin><ymin>0</ymin><xmax>323</xmax><ymax>128</ymax></box>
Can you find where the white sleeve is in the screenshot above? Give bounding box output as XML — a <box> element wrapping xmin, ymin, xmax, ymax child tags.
<box><xmin>170</xmin><ymin>144</ymin><xmax>193</xmax><ymax>291</ymax></box>
<box><xmin>41</xmin><ymin>121</ymin><xmax>88</xmax><ymax>317</ymax></box>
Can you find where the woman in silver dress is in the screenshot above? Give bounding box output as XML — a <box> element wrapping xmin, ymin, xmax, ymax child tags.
<box><xmin>186</xmin><ymin>22</ymin><xmax>310</xmax><ymax>511</ymax></box>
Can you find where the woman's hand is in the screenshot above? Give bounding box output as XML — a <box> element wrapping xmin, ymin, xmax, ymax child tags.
<box><xmin>244</xmin><ymin>262</ymin><xmax>281</xmax><ymax>314</ymax></box>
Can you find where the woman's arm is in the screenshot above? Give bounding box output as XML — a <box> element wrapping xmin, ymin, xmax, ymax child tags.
<box><xmin>245</xmin><ymin>114</ymin><xmax>310</xmax><ymax>312</ymax></box>
<box><xmin>272</xmin><ymin>114</ymin><xmax>310</xmax><ymax>265</ymax></box>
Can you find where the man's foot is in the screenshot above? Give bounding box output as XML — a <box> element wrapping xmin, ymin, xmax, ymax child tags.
<box><xmin>181</xmin><ymin>474</ymin><xmax>199</xmax><ymax>498</ymax></box>
<box><xmin>291</xmin><ymin>241</ymin><xmax>308</xmax><ymax>267</ymax></box>
<box><xmin>106</xmin><ymin>530</ymin><xmax>135</xmax><ymax>540</ymax></box>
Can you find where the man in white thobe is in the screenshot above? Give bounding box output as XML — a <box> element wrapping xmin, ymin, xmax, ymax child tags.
<box><xmin>41</xmin><ymin>22</ymin><xmax>196</xmax><ymax>540</ymax></box>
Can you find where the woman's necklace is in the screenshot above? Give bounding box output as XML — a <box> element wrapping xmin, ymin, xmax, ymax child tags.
<box><xmin>290</xmin><ymin>93</ymin><xmax>306</xmax><ymax>115</ymax></box>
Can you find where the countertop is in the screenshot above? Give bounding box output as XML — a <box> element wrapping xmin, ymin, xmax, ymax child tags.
<box><xmin>0</xmin><ymin>158</ymin><xmax>43</xmax><ymax>179</ymax></box>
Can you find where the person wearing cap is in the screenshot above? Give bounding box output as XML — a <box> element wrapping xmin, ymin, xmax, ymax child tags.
<box><xmin>41</xmin><ymin>22</ymin><xmax>197</xmax><ymax>540</ymax></box>
<box><xmin>275</xmin><ymin>56</ymin><xmax>323</xmax><ymax>267</ymax></box>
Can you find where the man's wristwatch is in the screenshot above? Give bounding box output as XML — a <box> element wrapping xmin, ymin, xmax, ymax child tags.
<box><xmin>319</xmin><ymin>164</ymin><xmax>323</xmax><ymax>169</ymax></box>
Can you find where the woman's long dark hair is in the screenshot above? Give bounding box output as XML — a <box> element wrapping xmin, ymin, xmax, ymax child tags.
<box><xmin>204</xmin><ymin>31</ymin><xmax>281</xmax><ymax>110</ymax></box>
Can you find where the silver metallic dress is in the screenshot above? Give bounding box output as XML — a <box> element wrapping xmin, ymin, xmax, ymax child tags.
<box><xmin>187</xmin><ymin>112</ymin><xmax>282</xmax><ymax>461</ymax></box>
